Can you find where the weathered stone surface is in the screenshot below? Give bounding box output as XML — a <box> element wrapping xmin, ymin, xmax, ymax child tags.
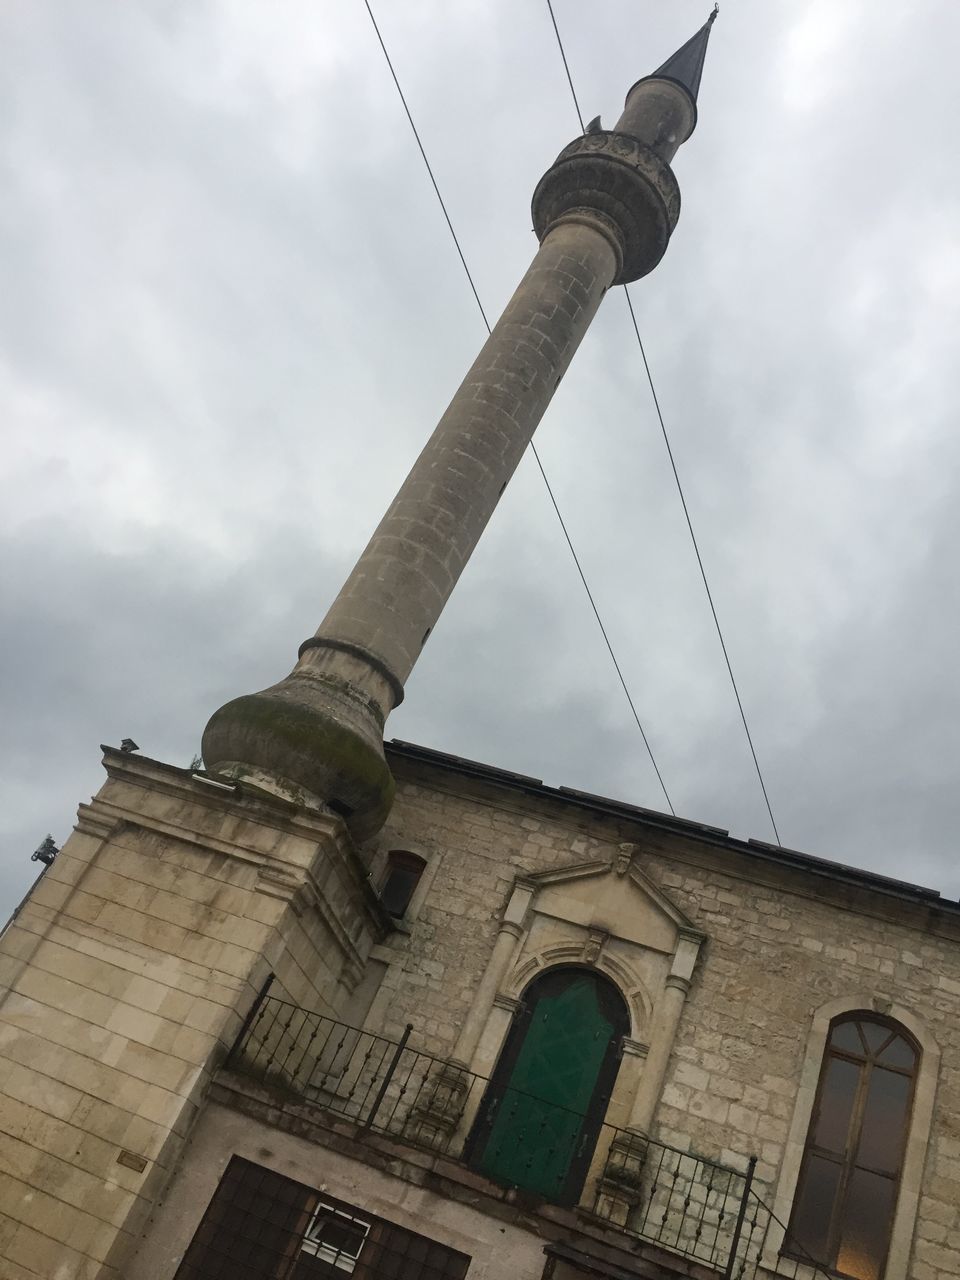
<box><xmin>532</xmin><ymin>131</ymin><xmax>680</xmax><ymax>283</ymax></box>
<box><xmin>200</xmin><ymin>64</ymin><xmax>700</xmax><ymax>841</ymax></box>
<box><xmin>5</xmin><ymin>741</ymin><xmax>958</xmax><ymax>1279</ymax></box>
<box><xmin>0</xmin><ymin>748</ymin><xmax>388</xmax><ymax>1280</ymax></box>
<box><xmin>202</xmin><ymin>218</ymin><xmax>619</xmax><ymax>837</ymax></box>
<box><xmin>357</xmin><ymin>745</ymin><xmax>960</xmax><ymax>1280</ymax></box>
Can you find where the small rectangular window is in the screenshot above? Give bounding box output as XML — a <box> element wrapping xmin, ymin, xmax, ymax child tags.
<box><xmin>301</xmin><ymin>1202</ymin><xmax>370</xmax><ymax>1272</ymax></box>
<box><xmin>380</xmin><ymin>851</ymin><xmax>426</xmax><ymax>918</ymax></box>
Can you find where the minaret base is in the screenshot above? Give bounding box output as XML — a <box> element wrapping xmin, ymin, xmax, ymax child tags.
<box><xmin>202</xmin><ymin>640</ymin><xmax>399</xmax><ymax>840</ymax></box>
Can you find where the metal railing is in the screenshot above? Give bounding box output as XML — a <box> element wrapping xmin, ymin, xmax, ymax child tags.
<box><xmin>727</xmin><ymin>1190</ymin><xmax>836</xmax><ymax>1280</ymax></box>
<box><xmin>228</xmin><ymin>995</ymin><xmax>832</xmax><ymax>1279</ymax></box>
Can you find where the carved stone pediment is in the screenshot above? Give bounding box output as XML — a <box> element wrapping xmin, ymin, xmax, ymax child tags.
<box><xmin>515</xmin><ymin>845</ymin><xmax>701</xmax><ymax>957</ymax></box>
<box><xmin>498</xmin><ymin>845</ymin><xmax>705</xmax><ymax>1042</ymax></box>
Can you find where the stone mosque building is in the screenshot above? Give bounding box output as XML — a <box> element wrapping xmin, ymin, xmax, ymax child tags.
<box><xmin>2</xmin><ymin>14</ymin><xmax>959</xmax><ymax>1280</ymax></box>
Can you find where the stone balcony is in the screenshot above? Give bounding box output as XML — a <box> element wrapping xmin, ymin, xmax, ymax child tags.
<box><xmin>222</xmin><ymin>994</ymin><xmax>829</xmax><ymax>1280</ymax></box>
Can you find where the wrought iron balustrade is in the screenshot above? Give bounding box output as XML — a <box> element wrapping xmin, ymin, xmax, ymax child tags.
<box><xmin>228</xmin><ymin>995</ymin><xmax>834</xmax><ymax>1280</ymax></box>
<box><xmin>228</xmin><ymin>994</ymin><xmax>484</xmax><ymax>1146</ymax></box>
<box><xmin>726</xmin><ymin>1191</ymin><xmax>836</xmax><ymax>1280</ymax></box>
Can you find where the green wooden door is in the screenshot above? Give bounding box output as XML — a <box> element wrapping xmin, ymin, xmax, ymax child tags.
<box><xmin>468</xmin><ymin>969</ymin><xmax>627</xmax><ymax>1204</ymax></box>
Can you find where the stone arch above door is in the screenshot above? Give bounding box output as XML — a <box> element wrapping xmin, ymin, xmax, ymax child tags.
<box><xmin>505</xmin><ymin>944</ymin><xmax>653</xmax><ymax>1040</ymax></box>
<box><xmin>454</xmin><ymin>843</ymin><xmax>706</xmax><ymax>1138</ymax></box>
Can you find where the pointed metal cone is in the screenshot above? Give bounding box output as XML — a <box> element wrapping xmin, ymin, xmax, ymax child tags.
<box><xmin>652</xmin><ymin>5</ymin><xmax>718</xmax><ymax>106</ymax></box>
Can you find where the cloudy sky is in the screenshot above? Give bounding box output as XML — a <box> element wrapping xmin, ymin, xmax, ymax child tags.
<box><xmin>2</xmin><ymin>0</ymin><xmax>959</xmax><ymax>917</ymax></box>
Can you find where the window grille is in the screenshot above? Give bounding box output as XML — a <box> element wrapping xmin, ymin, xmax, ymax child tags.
<box><xmin>174</xmin><ymin>1156</ymin><xmax>470</xmax><ymax>1279</ymax></box>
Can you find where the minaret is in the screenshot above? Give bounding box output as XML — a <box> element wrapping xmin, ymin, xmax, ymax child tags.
<box><xmin>202</xmin><ymin>12</ymin><xmax>718</xmax><ymax>839</ymax></box>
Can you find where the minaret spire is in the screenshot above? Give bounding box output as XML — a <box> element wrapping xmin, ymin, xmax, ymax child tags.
<box><xmin>202</xmin><ymin>16</ymin><xmax>717</xmax><ymax>839</ymax></box>
<box><xmin>651</xmin><ymin>6</ymin><xmax>718</xmax><ymax>111</ymax></box>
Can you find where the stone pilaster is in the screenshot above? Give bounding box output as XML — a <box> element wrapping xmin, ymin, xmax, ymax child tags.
<box><xmin>627</xmin><ymin>929</ymin><xmax>702</xmax><ymax>1135</ymax></box>
<box><xmin>452</xmin><ymin>882</ymin><xmax>532</xmax><ymax>1066</ymax></box>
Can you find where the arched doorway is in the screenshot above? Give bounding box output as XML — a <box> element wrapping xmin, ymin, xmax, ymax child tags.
<box><xmin>465</xmin><ymin>967</ymin><xmax>629</xmax><ymax>1205</ymax></box>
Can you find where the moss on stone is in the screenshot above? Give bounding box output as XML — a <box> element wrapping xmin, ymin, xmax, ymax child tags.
<box><xmin>201</xmin><ymin>690</ymin><xmax>395</xmax><ymax>839</ymax></box>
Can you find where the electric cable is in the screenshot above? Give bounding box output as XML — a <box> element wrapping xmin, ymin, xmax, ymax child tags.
<box><xmin>545</xmin><ymin>0</ymin><xmax>585</xmax><ymax>133</ymax></box>
<box><xmin>362</xmin><ymin>0</ymin><xmax>675</xmax><ymax>815</ymax></box>
<box><xmin>623</xmin><ymin>290</ymin><xmax>782</xmax><ymax>845</ymax></box>
<box><xmin>543</xmin><ymin>0</ymin><xmax>782</xmax><ymax>845</ymax></box>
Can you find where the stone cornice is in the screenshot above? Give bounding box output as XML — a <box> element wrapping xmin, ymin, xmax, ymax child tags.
<box><xmin>94</xmin><ymin>748</ymin><xmax>391</xmax><ymax>940</ymax></box>
<box><xmin>386</xmin><ymin>741</ymin><xmax>960</xmax><ymax>937</ymax></box>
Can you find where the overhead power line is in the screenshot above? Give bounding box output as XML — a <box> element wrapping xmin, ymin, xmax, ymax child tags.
<box><xmin>622</xmin><ymin>292</ymin><xmax>782</xmax><ymax>845</ymax></box>
<box><xmin>543</xmin><ymin>0</ymin><xmax>782</xmax><ymax>846</ymax></box>
<box><xmin>361</xmin><ymin>0</ymin><xmax>675</xmax><ymax>816</ymax></box>
<box><xmin>545</xmin><ymin>0</ymin><xmax>585</xmax><ymax>133</ymax></box>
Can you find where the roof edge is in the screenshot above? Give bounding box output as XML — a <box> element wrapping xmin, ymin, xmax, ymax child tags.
<box><xmin>385</xmin><ymin>738</ymin><xmax>953</xmax><ymax>914</ymax></box>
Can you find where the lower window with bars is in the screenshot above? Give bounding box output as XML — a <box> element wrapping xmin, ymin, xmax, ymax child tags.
<box><xmin>174</xmin><ymin>1156</ymin><xmax>471</xmax><ymax>1280</ymax></box>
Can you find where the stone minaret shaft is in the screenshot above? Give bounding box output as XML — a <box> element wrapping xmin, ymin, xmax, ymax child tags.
<box><xmin>203</xmin><ymin>13</ymin><xmax>717</xmax><ymax>837</ymax></box>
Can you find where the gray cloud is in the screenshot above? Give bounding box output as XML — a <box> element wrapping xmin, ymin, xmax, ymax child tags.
<box><xmin>2</xmin><ymin>1</ymin><xmax>959</xmax><ymax>915</ymax></box>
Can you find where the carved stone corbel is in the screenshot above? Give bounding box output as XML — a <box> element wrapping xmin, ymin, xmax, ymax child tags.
<box><xmin>583</xmin><ymin>927</ymin><xmax>609</xmax><ymax>965</ymax></box>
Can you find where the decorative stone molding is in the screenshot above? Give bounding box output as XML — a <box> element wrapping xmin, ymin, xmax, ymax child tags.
<box><xmin>593</xmin><ymin>1129</ymin><xmax>650</xmax><ymax>1227</ymax></box>
<box><xmin>616</xmin><ymin>843</ymin><xmax>637</xmax><ymax>875</ymax></box>
<box><xmin>259</xmin><ymin>867</ymin><xmax>304</xmax><ymax>901</ymax></box>
<box><xmin>677</xmin><ymin>925</ymin><xmax>706</xmax><ymax>945</ymax></box>
<box><xmin>532</xmin><ymin>130</ymin><xmax>682</xmax><ymax>284</ymax></box>
<box><xmin>74</xmin><ymin>804</ymin><xmax>122</xmax><ymax>841</ymax></box>
<box><xmin>403</xmin><ymin>1060</ymin><xmax>472</xmax><ymax>1152</ymax></box>
<box><xmin>582</xmin><ymin>927</ymin><xmax>609</xmax><ymax>965</ymax></box>
<box><xmin>296</xmin><ymin>636</ymin><xmax>405</xmax><ymax>710</ymax></box>
<box><xmin>502</xmin><ymin>942</ymin><xmax>653</xmax><ymax>1034</ymax></box>
<box><xmin>622</xmin><ymin>1037</ymin><xmax>649</xmax><ymax>1060</ymax></box>
<box><xmin>459</xmin><ymin>847</ymin><xmax>707</xmax><ymax>1144</ymax></box>
<box><xmin>507</xmin><ymin>954</ymin><xmax>543</xmax><ymax>992</ymax></box>
<box><xmin>493</xmin><ymin>850</ymin><xmax>703</xmax><ymax>1035</ymax></box>
<box><xmin>492</xmin><ymin>993</ymin><xmax>523</xmax><ymax>1015</ymax></box>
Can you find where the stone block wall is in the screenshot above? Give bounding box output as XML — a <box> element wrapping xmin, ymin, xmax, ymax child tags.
<box><xmin>0</xmin><ymin>749</ymin><xmax>386</xmax><ymax>1279</ymax></box>
<box><xmin>364</xmin><ymin>746</ymin><xmax>960</xmax><ymax>1280</ymax></box>
<box><xmin>3</xmin><ymin>739</ymin><xmax>957</xmax><ymax>1278</ymax></box>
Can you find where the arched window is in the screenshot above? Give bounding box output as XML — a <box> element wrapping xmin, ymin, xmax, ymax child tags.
<box><xmin>465</xmin><ymin>967</ymin><xmax>629</xmax><ymax>1206</ymax></box>
<box><xmin>379</xmin><ymin>851</ymin><xmax>426</xmax><ymax>919</ymax></box>
<box><xmin>787</xmin><ymin>1013</ymin><xmax>918</xmax><ymax>1280</ymax></box>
